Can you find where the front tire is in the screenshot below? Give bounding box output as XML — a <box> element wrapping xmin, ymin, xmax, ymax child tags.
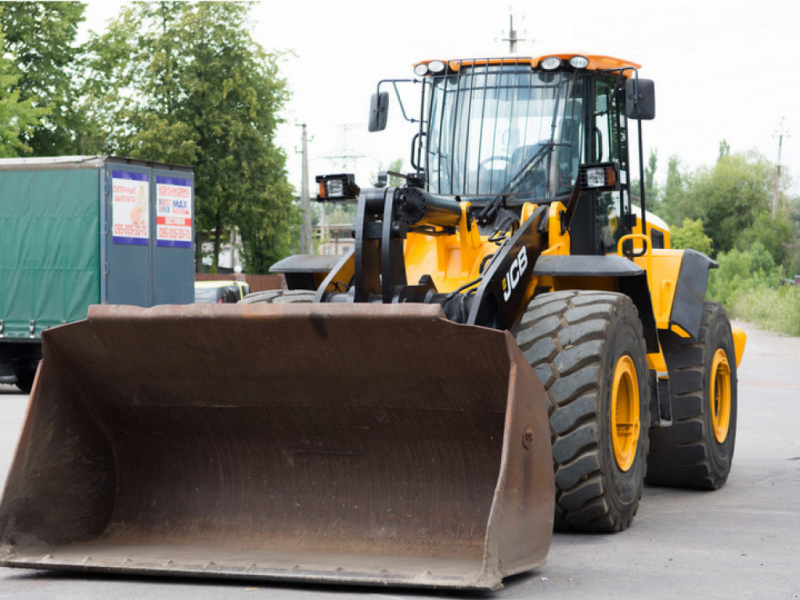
<box><xmin>515</xmin><ymin>290</ymin><xmax>650</xmax><ymax>532</ymax></box>
<box><xmin>646</xmin><ymin>302</ymin><xmax>737</xmax><ymax>489</ymax></box>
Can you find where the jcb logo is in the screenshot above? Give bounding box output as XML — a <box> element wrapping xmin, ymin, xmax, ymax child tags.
<box><xmin>502</xmin><ymin>246</ymin><xmax>528</xmax><ymax>302</ymax></box>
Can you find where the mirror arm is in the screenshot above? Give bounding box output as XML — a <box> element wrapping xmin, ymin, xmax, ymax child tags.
<box><xmin>637</xmin><ymin>116</ymin><xmax>647</xmax><ymax>248</ymax></box>
<box><xmin>375</xmin><ymin>79</ymin><xmax>421</xmax><ymax>124</ymax></box>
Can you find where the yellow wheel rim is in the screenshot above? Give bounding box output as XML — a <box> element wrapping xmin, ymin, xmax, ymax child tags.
<box><xmin>611</xmin><ymin>355</ymin><xmax>640</xmax><ymax>472</ymax></box>
<box><xmin>710</xmin><ymin>349</ymin><xmax>732</xmax><ymax>444</ymax></box>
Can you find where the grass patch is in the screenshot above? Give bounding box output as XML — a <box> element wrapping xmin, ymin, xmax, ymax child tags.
<box><xmin>732</xmin><ymin>285</ymin><xmax>800</xmax><ymax>336</ymax></box>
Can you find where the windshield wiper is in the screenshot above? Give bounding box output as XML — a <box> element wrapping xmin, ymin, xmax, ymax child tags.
<box><xmin>474</xmin><ymin>141</ymin><xmax>560</xmax><ymax>225</ymax></box>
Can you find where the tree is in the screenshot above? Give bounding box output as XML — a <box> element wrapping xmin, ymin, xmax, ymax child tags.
<box><xmin>630</xmin><ymin>149</ymin><xmax>658</xmax><ymax>210</ymax></box>
<box><xmin>644</xmin><ymin>148</ymin><xmax>658</xmax><ymax>209</ymax></box>
<box><xmin>0</xmin><ymin>2</ymin><xmax>89</xmax><ymax>155</ymax></box>
<box><xmin>736</xmin><ymin>211</ymin><xmax>794</xmax><ymax>268</ymax></box>
<box><xmin>86</xmin><ymin>2</ymin><xmax>298</xmax><ymax>271</ymax></box>
<box><xmin>0</xmin><ymin>16</ymin><xmax>43</xmax><ymax>156</ymax></box>
<box><xmin>658</xmin><ymin>154</ymin><xmax>688</xmax><ymax>227</ymax></box>
<box><xmin>670</xmin><ymin>218</ymin><xmax>713</xmax><ymax>256</ymax></box>
<box><xmin>684</xmin><ymin>150</ymin><xmax>773</xmax><ymax>255</ymax></box>
<box><xmin>718</xmin><ymin>139</ymin><xmax>730</xmax><ymax>162</ymax></box>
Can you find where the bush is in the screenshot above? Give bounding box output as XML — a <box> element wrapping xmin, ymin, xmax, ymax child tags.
<box><xmin>707</xmin><ymin>242</ymin><xmax>781</xmax><ymax>308</ymax></box>
<box><xmin>670</xmin><ymin>218</ymin><xmax>713</xmax><ymax>255</ymax></box>
<box><xmin>707</xmin><ymin>241</ymin><xmax>800</xmax><ymax>335</ymax></box>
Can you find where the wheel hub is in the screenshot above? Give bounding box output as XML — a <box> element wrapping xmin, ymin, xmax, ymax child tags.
<box><xmin>710</xmin><ymin>348</ymin><xmax>731</xmax><ymax>443</ymax></box>
<box><xmin>611</xmin><ymin>355</ymin><xmax>640</xmax><ymax>472</ymax></box>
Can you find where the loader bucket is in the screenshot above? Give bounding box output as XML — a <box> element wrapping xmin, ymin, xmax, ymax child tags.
<box><xmin>0</xmin><ymin>303</ymin><xmax>553</xmax><ymax>590</ymax></box>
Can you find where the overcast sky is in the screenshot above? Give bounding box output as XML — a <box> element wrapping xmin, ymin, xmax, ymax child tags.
<box><xmin>83</xmin><ymin>0</ymin><xmax>800</xmax><ymax>197</ymax></box>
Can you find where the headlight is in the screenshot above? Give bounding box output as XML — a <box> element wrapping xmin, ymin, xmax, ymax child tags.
<box><xmin>569</xmin><ymin>55</ymin><xmax>590</xmax><ymax>69</ymax></box>
<box><xmin>316</xmin><ymin>174</ymin><xmax>360</xmax><ymax>201</ymax></box>
<box><xmin>413</xmin><ymin>63</ymin><xmax>429</xmax><ymax>77</ymax></box>
<box><xmin>579</xmin><ymin>162</ymin><xmax>621</xmax><ymax>192</ymax></box>
<box><xmin>428</xmin><ymin>60</ymin><xmax>446</xmax><ymax>74</ymax></box>
<box><xmin>585</xmin><ymin>167</ymin><xmax>609</xmax><ymax>188</ymax></box>
<box><xmin>540</xmin><ymin>57</ymin><xmax>562</xmax><ymax>70</ymax></box>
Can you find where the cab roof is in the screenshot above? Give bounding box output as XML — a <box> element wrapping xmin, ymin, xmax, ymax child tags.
<box><xmin>419</xmin><ymin>54</ymin><xmax>641</xmax><ymax>78</ymax></box>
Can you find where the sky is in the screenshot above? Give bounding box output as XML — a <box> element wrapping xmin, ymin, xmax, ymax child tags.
<box><xmin>81</xmin><ymin>0</ymin><xmax>800</xmax><ymax>198</ymax></box>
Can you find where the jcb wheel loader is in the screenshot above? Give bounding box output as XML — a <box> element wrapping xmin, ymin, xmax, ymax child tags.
<box><xmin>0</xmin><ymin>54</ymin><xmax>746</xmax><ymax>590</ymax></box>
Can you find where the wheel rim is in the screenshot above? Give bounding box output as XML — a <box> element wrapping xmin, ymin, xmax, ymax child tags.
<box><xmin>611</xmin><ymin>355</ymin><xmax>640</xmax><ymax>472</ymax></box>
<box><xmin>710</xmin><ymin>348</ymin><xmax>732</xmax><ymax>443</ymax></box>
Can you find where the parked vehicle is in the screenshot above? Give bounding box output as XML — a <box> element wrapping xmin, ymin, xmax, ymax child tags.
<box><xmin>0</xmin><ymin>156</ymin><xmax>195</xmax><ymax>392</ymax></box>
<box><xmin>194</xmin><ymin>280</ymin><xmax>250</xmax><ymax>303</ymax></box>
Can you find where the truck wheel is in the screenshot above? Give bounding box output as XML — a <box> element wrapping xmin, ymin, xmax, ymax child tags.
<box><xmin>240</xmin><ymin>290</ymin><xmax>316</xmax><ymax>304</ymax></box>
<box><xmin>646</xmin><ymin>302</ymin><xmax>737</xmax><ymax>489</ymax></box>
<box><xmin>13</xmin><ymin>363</ymin><xmax>38</xmax><ymax>394</ymax></box>
<box><xmin>514</xmin><ymin>290</ymin><xmax>650</xmax><ymax>532</ymax></box>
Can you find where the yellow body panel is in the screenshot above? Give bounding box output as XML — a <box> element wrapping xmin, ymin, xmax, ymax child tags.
<box><xmin>617</xmin><ymin>235</ymin><xmax>685</xmax><ymax>376</ymax></box>
<box><xmin>405</xmin><ymin>203</ymin><xmax>494</xmax><ymax>293</ymax></box>
<box><xmin>631</xmin><ymin>249</ymin><xmax>683</xmax><ymax>330</ymax></box>
<box><xmin>632</xmin><ymin>216</ymin><xmax>672</xmax><ymax>251</ymax></box>
<box><xmin>731</xmin><ymin>325</ymin><xmax>747</xmax><ymax>367</ymax></box>
<box><xmin>394</xmin><ymin>199</ymin><xmax>738</xmax><ymax>379</ymax></box>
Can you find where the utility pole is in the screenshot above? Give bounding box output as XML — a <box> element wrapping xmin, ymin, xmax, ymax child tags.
<box><xmin>299</xmin><ymin>123</ymin><xmax>313</xmax><ymax>254</ymax></box>
<box><xmin>773</xmin><ymin>118</ymin><xmax>789</xmax><ymax>217</ymax></box>
<box><xmin>504</xmin><ymin>15</ymin><xmax>519</xmax><ymax>53</ymax></box>
<box><xmin>500</xmin><ymin>12</ymin><xmax>530</xmax><ymax>54</ymax></box>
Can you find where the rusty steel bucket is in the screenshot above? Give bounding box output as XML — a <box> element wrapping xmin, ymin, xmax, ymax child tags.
<box><xmin>0</xmin><ymin>303</ymin><xmax>553</xmax><ymax>590</ymax></box>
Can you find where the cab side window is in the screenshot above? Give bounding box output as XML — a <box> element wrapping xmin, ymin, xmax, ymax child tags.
<box><xmin>594</xmin><ymin>77</ymin><xmax>628</xmax><ymax>253</ymax></box>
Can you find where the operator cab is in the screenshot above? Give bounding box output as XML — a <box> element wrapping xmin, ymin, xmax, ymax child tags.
<box><xmin>370</xmin><ymin>54</ymin><xmax>656</xmax><ymax>256</ymax></box>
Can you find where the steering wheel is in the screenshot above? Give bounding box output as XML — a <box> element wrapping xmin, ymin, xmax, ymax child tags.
<box><xmin>479</xmin><ymin>156</ymin><xmax>512</xmax><ymax>169</ymax></box>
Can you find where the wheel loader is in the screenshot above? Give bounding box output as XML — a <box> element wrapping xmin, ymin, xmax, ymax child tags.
<box><xmin>0</xmin><ymin>54</ymin><xmax>746</xmax><ymax>590</ymax></box>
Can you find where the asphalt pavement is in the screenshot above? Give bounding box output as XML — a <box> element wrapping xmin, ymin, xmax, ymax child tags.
<box><xmin>0</xmin><ymin>321</ymin><xmax>798</xmax><ymax>599</ymax></box>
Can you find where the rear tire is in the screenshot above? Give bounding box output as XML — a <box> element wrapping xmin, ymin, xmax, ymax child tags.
<box><xmin>514</xmin><ymin>290</ymin><xmax>650</xmax><ymax>532</ymax></box>
<box><xmin>240</xmin><ymin>289</ymin><xmax>316</xmax><ymax>304</ymax></box>
<box><xmin>646</xmin><ymin>302</ymin><xmax>737</xmax><ymax>489</ymax></box>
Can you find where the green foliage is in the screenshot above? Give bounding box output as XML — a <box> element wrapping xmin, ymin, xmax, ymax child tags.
<box><xmin>644</xmin><ymin>148</ymin><xmax>658</xmax><ymax>209</ymax></box>
<box><xmin>0</xmin><ymin>1</ymin><xmax>89</xmax><ymax>155</ymax></box>
<box><xmin>657</xmin><ymin>154</ymin><xmax>687</xmax><ymax>227</ymax></box>
<box><xmin>630</xmin><ymin>148</ymin><xmax>659</xmax><ymax>210</ymax></box>
<box><xmin>708</xmin><ymin>242</ymin><xmax>781</xmax><ymax>309</ymax></box>
<box><xmin>0</xmin><ymin>24</ymin><xmax>43</xmax><ymax>156</ymax></box>
<box><xmin>706</xmin><ymin>242</ymin><xmax>799</xmax><ymax>338</ymax></box>
<box><xmin>736</xmin><ymin>211</ymin><xmax>794</xmax><ymax>269</ymax></box>
<box><xmin>718</xmin><ymin>139</ymin><xmax>730</xmax><ymax>162</ymax></box>
<box><xmin>670</xmin><ymin>218</ymin><xmax>713</xmax><ymax>256</ymax></box>
<box><xmin>684</xmin><ymin>150</ymin><xmax>774</xmax><ymax>255</ymax></box>
<box><xmin>86</xmin><ymin>1</ymin><xmax>298</xmax><ymax>271</ymax></box>
<box><xmin>707</xmin><ymin>230</ymin><xmax>800</xmax><ymax>337</ymax></box>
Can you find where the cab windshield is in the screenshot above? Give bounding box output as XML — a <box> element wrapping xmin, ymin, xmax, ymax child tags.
<box><xmin>426</xmin><ymin>65</ymin><xmax>586</xmax><ymax>201</ymax></box>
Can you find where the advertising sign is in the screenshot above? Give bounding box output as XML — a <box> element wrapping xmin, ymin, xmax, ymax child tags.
<box><xmin>156</xmin><ymin>176</ymin><xmax>193</xmax><ymax>248</ymax></box>
<box><xmin>112</xmin><ymin>170</ymin><xmax>150</xmax><ymax>245</ymax></box>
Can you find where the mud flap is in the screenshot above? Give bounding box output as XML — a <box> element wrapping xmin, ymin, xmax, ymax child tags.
<box><xmin>0</xmin><ymin>303</ymin><xmax>553</xmax><ymax>590</ymax></box>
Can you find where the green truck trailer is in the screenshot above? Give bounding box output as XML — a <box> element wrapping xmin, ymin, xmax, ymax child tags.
<box><xmin>0</xmin><ymin>156</ymin><xmax>195</xmax><ymax>392</ymax></box>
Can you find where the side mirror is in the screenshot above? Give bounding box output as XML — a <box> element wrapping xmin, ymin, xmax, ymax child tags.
<box><xmin>625</xmin><ymin>78</ymin><xmax>655</xmax><ymax>120</ymax></box>
<box><xmin>368</xmin><ymin>91</ymin><xmax>389</xmax><ymax>132</ymax></box>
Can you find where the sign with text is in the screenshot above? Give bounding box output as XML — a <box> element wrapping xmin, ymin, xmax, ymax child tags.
<box><xmin>156</xmin><ymin>176</ymin><xmax>193</xmax><ymax>248</ymax></box>
<box><xmin>112</xmin><ymin>170</ymin><xmax>150</xmax><ymax>245</ymax></box>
